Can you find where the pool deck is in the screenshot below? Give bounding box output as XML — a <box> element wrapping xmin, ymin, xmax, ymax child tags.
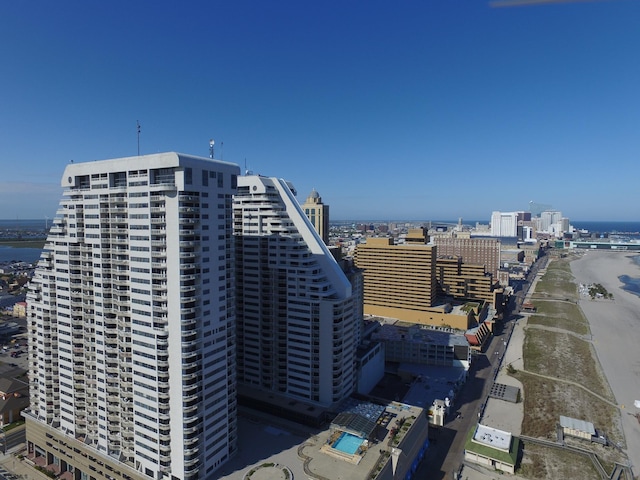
<box><xmin>218</xmin><ymin>402</ymin><xmax>425</xmax><ymax>480</ymax></box>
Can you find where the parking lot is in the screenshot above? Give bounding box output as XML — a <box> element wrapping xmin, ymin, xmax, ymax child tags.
<box><xmin>0</xmin><ymin>342</ymin><xmax>28</xmax><ymax>372</ymax></box>
<box><xmin>0</xmin><ymin>315</ymin><xmax>29</xmax><ymax>373</ymax></box>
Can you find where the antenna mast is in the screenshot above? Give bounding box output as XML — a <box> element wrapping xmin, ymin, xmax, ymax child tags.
<box><xmin>137</xmin><ymin>120</ymin><xmax>141</xmax><ymax>156</ymax></box>
<box><xmin>209</xmin><ymin>139</ymin><xmax>215</xmax><ymax>159</ymax></box>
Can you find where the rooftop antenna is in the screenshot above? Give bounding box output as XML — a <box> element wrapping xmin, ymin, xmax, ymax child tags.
<box><xmin>137</xmin><ymin>120</ymin><xmax>141</xmax><ymax>156</ymax></box>
<box><xmin>220</xmin><ymin>141</ymin><xmax>223</xmax><ymax>160</ymax></box>
<box><xmin>209</xmin><ymin>139</ymin><xmax>215</xmax><ymax>159</ymax></box>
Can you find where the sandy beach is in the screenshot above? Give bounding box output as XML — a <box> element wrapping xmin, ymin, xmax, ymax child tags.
<box><xmin>571</xmin><ymin>250</ymin><xmax>640</xmax><ymax>475</ymax></box>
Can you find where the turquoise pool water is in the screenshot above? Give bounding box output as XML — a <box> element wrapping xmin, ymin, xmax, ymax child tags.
<box><xmin>333</xmin><ymin>432</ymin><xmax>363</xmax><ymax>455</ymax></box>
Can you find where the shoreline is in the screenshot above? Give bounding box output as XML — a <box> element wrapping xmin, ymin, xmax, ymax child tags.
<box><xmin>570</xmin><ymin>250</ymin><xmax>640</xmax><ymax>475</ymax></box>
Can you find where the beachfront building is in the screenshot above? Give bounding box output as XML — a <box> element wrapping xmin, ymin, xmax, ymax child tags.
<box><xmin>302</xmin><ymin>188</ymin><xmax>330</xmax><ymax>244</ymax></box>
<box><xmin>25</xmin><ymin>153</ymin><xmax>240</xmax><ymax>480</ymax></box>
<box><xmin>234</xmin><ymin>176</ymin><xmax>359</xmax><ymax>412</ymax></box>
<box><xmin>464</xmin><ymin>424</ymin><xmax>520</xmax><ymax>474</ymax></box>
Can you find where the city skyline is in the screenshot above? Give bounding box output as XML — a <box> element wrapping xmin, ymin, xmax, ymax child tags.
<box><xmin>1</xmin><ymin>1</ymin><xmax>640</xmax><ymax>221</ymax></box>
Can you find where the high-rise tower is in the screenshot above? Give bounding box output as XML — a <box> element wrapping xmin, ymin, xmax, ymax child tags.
<box><xmin>234</xmin><ymin>176</ymin><xmax>357</xmax><ymax>409</ymax></box>
<box><xmin>302</xmin><ymin>188</ymin><xmax>330</xmax><ymax>244</ymax></box>
<box><xmin>25</xmin><ymin>153</ymin><xmax>240</xmax><ymax>480</ymax></box>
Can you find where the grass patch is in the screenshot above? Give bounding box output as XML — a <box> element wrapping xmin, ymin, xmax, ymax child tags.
<box><xmin>523</xmin><ymin>329</ymin><xmax>612</xmax><ymax>401</ymax></box>
<box><xmin>0</xmin><ymin>239</ymin><xmax>46</xmax><ymax>249</ymax></box>
<box><xmin>517</xmin><ymin>442</ymin><xmax>601</xmax><ymax>480</ymax></box>
<box><xmin>2</xmin><ymin>419</ymin><xmax>24</xmax><ymax>432</ymax></box>
<box><xmin>533</xmin><ymin>259</ymin><xmax>577</xmax><ymax>299</ymax></box>
<box><xmin>513</xmin><ymin>370</ymin><xmax>623</xmax><ymax>446</ymax></box>
<box><xmin>527</xmin><ymin>299</ymin><xmax>590</xmax><ymax>336</ymax></box>
<box><xmin>511</xmin><ymin>255</ymin><xmax>628</xmax><ymax>474</ymax></box>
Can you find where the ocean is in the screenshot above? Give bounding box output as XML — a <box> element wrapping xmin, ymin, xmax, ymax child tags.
<box><xmin>571</xmin><ymin>221</ymin><xmax>640</xmax><ymax>235</ymax></box>
<box><xmin>0</xmin><ymin>246</ymin><xmax>43</xmax><ymax>264</ymax></box>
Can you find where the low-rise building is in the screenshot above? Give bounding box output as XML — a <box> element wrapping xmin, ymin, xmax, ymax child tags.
<box><xmin>464</xmin><ymin>424</ymin><xmax>519</xmax><ymax>474</ymax></box>
<box><xmin>12</xmin><ymin>302</ymin><xmax>26</xmax><ymax>318</ymax></box>
<box><xmin>372</xmin><ymin>323</ymin><xmax>471</xmax><ymax>369</ymax></box>
<box><xmin>559</xmin><ymin>415</ymin><xmax>596</xmax><ymax>441</ymax></box>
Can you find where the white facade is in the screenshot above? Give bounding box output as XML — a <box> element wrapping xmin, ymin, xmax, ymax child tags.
<box><xmin>540</xmin><ymin>210</ymin><xmax>563</xmax><ymax>232</ymax></box>
<box><xmin>26</xmin><ymin>153</ymin><xmax>240</xmax><ymax>479</ymax></box>
<box><xmin>490</xmin><ymin>211</ymin><xmax>518</xmax><ymax>237</ymax></box>
<box><xmin>233</xmin><ymin>176</ymin><xmax>357</xmax><ymax>407</ymax></box>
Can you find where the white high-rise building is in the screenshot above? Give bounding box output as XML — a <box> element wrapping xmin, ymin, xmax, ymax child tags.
<box><xmin>540</xmin><ymin>210</ymin><xmax>563</xmax><ymax>232</ymax></box>
<box><xmin>490</xmin><ymin>211</ymin><xmax>518</xmax><ymax>237</ymax></box>
<box><xmin>25</xmin><ymin>153</ymin><xmax>240</xmax><ymax>480</ymax></box>
<box><xmin>233</xmin><ymin>176</ymin><xmax>357</xmax><ymax>408</ymax></box>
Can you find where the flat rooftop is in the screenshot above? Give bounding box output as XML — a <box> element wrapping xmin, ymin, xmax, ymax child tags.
<box><xmin>400</xmin><ymin>364</ymin><xmax>468</xmax><ymax>410</ymax></box>
<box><xmin>473</xmin><ymin>424</ymin><xmax>511</xmax><ymax>451</ymax></box>
<box><xmin>374</xmin><ymin>322</ymin><xmax>470</xmax><ymax>347</ymax></box>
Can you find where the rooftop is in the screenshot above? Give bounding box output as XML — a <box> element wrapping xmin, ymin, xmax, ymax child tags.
<box><xmin>464</xmin><ymin>424</ymin><xmax>519</xmax><ymax>466</ymax></box>
<box><xmin>559</xmin><ymin>415</ymin><xmax>596</xmax><ymax>435</ymax></box>
<box><xmin>473</xmin><ymin>424</ymin><xmax>511</xmax><ymax>451</ymax></box>
<box><xmin>373</xmin><ymin>323</ymin><xmax>469</xmax><ymax>347</ymax></box>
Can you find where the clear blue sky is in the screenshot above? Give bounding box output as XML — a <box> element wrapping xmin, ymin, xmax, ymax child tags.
<box><xmin>1</xmin><ymin>1</ymin><xmax>639</xmax><ymax>222</ymax></box>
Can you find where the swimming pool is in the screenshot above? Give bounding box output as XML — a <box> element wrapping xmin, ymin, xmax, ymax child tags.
<box><xmin>333</xmin><ymin>432</ymin><xmax>363</xmax><ymax>455</ymax></box>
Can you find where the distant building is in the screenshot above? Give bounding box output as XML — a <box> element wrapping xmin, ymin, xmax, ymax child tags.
<box><xmin>404</xmin><ymin>227</ymin><xmax>429</xmax><ymax>245</ymax></box>
<box><xmin>432</xmin><ymin>237</ymin><xmax>500</xmax><ymax>278</ymax></box>
<box><xmin>302</xmin><ymin>188</ymin><xmax>330</xmax><ymax>244</ymax></box>
<box><xmin>540</xmin><ymin>210</ymin><xmax>563</xmax><ymax>232</ymax></box>
<box><xmin>490</xmin><ymin>211</ymin><xmax>518</xmax><ymax>237</ymax></box>
<box><xmin>435</xmin><ymin>257</ymin><xmax>496</xmax><ymax>304</ymax></box>
<box><xmin>12</xmin><ymin>301</ymin><xmax>26</xmax><ymax>318</ymax></box>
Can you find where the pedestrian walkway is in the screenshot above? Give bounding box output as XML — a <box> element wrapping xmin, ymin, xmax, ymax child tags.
<box><xmin>0</xmin><ymin>443</ymin><xmax>51</xmax><ymax>480</ymax></box>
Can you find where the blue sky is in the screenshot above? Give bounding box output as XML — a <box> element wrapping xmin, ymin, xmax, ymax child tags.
<box><xmin>1</xmin><ymin>1</ymin><xmax>639</xmax><ymax>222</ymax></box>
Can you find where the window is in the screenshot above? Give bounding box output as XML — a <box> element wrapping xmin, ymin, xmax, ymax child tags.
<box><xmin>185</xmin><ymin>167</ymin><xmax>193</xmax><ymax>185</ymax></box>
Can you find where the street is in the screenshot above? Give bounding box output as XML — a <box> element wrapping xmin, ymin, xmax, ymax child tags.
<box><xmin>415</xmin><ymin>253</ymin><xmax>546</xmax><ymax>479</ymax></box>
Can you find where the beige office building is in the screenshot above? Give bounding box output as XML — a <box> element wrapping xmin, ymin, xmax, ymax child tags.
<box><xmin>302</xmin><ymin>188</ymin><xmax>329</xmax><ymax>244</ymax></box>
<box><xmin>435</xmin><ymin>257</ymin><xmax>495</xmax><ymax>303</ymax></box>
<box><xmin>354</xmin><ymin>238</ymin><xmax>437</xmax><ymax>320</ymax></box>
